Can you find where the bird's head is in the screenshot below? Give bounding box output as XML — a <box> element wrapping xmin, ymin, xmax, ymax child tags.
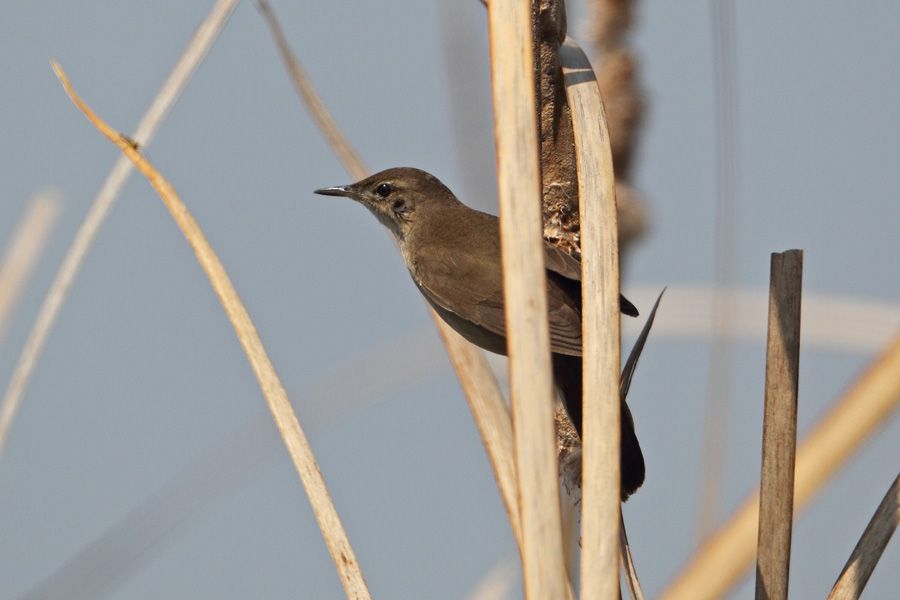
<box><xmin>314</xmin><ymin>167</ymin><xmax>459</xmax><ymax>240</ymax></box>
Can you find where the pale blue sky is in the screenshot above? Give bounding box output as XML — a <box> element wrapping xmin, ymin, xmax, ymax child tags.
<box><xmin>1</xmin><ymin>1</ymin><xmax>898</xmax><ymax>598</ymax></box>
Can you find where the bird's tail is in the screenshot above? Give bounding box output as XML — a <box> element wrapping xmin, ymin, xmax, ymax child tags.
<box><xmin>551</xmin><ymin>354</ymin><xmax>646</xmax><ymax>499</ymax></box>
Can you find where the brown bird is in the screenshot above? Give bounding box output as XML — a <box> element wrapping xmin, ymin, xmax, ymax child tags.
<box><xmin>315</xmin><ymin>167</ymin><xmax>644</xmax><ymax>498</ymax></box>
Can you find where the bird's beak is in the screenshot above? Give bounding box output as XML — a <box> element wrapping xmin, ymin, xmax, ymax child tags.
<box><xmin>314</xmin><ymin>185</ymin><xmax>354</xmax><ymax>198</ymax></box>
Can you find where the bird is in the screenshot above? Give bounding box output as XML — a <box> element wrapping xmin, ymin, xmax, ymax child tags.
<box><xmin>315</xmin><ymin>167</ymin><xmax>645</xmax><ymax>498</ymax></box>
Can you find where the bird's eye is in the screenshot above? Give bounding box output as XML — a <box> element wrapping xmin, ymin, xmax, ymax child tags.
<box><xmin>375</xmin><ymin>183</ymin><xmax>393</xmax><ymax>198</ymax></box>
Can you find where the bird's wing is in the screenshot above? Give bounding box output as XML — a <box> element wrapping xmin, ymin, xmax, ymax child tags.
<box><xmin>413</xmin><ymin>244</ymin><xmax>583</xmax><ymax>356</ymax></box>
<box><xmin>543</xmin><ymin>244</ymin><xmax>582</xmax><ymax>281</ymax></box>
<box><xmin>544</xmin><ymin>243</ymin><xmax>640</xmax><ymax>317</ymax></box>
<box><xmin>545</xmin><ymin>283</ymin><xmax>584</xmax><ymax>355</ymax></box>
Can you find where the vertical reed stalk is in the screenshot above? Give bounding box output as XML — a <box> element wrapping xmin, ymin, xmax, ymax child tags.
<box><xmin>662</xmin><ymin>333</ymin><xmax>900</xmax><ymax>600</ymax></box>
<box><xmin>486</xmin><ymin>1</ymin><xmax>567</xmax><ymax>597</ymax></box>
<box><xmin>560</xmin><ymin>38</ymin><xmax>622</xmax><ymax>599</ymax></box>
<box><xmin>755</xmin><ymin>250</ymin><xmax>803</xmax><ymax>600</ymax></box>
<box><xmin>52</xmin><ymin>63</ymin><xmax>371</xmax><ymax>600</ymax></box>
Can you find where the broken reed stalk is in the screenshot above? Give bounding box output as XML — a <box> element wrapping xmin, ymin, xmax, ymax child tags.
<box><xmin>662</xmin><ymin>333</ymin><xmax>900</xmax><ymax>600</ymax></box>
<box><xmin>51</xmin><ymin>63</ymin><xmax>371</xmax><ymax>600</ymax></box>
<box><xmin>560</xmin><ymin>38</ymin><xmax>622</xmax><ymax>599</ymax></box>
<box><xmin>0</xmin><ymin>192</ymin><xmax>61</xmax><ymax>351</ymax></box>
<box><xmin>0</xmin><ymin>0</ymin><xmax>239</xmax><ymax>464</ymax></box>
<box><xmin>486</xmin><ymin>0</ymin><xmax>568</xmax><ymax>598</ymax></box>
<box><xmin>827</xmin><ymin>473</ymin><xmax>900</xmax><ymax>600</ymax></box>
<box><xmin>755</xmin><ymin>250</ymin><xmax>803</xmax><ymax>600</ymax></box>
<box><xmin>254</xmin><ymin>0</ymin><xmax>524</xmax><ymax>548</ymax></box>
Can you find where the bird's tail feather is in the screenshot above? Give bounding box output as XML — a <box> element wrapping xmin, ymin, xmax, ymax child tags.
<box><xmin>551</xmin><ymin>354</ymin><xmax>646</xmax><ymax>499</ymax></box>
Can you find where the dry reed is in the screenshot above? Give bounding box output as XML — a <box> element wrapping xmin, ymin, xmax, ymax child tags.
<box><xmin>0</xmin><ymin>192</ymin><xmax>61</xmax><ymax>352</ymax></box>
<box><xmin>0</xmin><ymin>0</ymin><xmax>239</xmax><ymax>464</ymax></box>
<box><xmin>662</xmin><ymin>333</ymin><xmax>900</xmax><ymax>600</ymax></box>
<box><xmin>13</xmin><ymin>4</ymin><xmax>895</xmax><ymax>600</ymax></box>
<box><xmin>0</xmin><ymin>192</ymin><xmax>61</xmax><ymax>458</ymax></box>
<box><xmin>560</xmin><ymin>37</ymin><xmax>623</xmax><ymax>599</ymax></box>
<box><xmin>51</xmin><ymin>63</ymin><xmax>371</xmax><ymax>600</ymax></box>
<box><xmin>486</xmin><ymin>1</ymin><xmax>568</xmax><ymax>597</ymax></box>
<box><xmin>827</xmin><ymin>473</ymin><xmax>899</xmax><ymax>600</ymax></box>
<box><xmin>620</xmin><ymin>511</ymin><xmax>646</xmax><ymax>600</ymax></box>
<box><xmin>755</xmin><ymin>250</ymin><xmax>803</xmax><ymax>600</ymax></box>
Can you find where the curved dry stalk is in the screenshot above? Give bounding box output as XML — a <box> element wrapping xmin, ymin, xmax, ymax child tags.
<box><xmin>256</xmin><ymin>0</ymin><xmax>524</xmax><ymax>549</ymax></box>
<box><xmin>662</xmin><ymin>333</ymin><xmax>900</xmax><ymax>600</ymax></box>
<box><xmin>255</xmin><ymin>0</ymin><xmax>366</xmax><ymax>181</ymax></box>
<box><xmin>51</xmin><ymin>63</ymin><xmax>371</xmax><ymax>600</ymax></box>
<box><xmin>486</xmin><ymin>1</ymin><xmax>568</xmax><ymax>598</ymax></box>
<box><xmin>827</xmin><ymin>473</ymin><xmax>899</xmax><ymax>600</ymax></box>
<box><xmin>0</xmin><ymin>192</ymin><xmax>61</xmax><ymax>351</ymax></box>
<box><xmin>0</xmin><ymin>193</ymin><xmax>62</xmax><ymax>456</ymax></box>
<box><xmin>0</xmin><ymin>0</ymin><xmax>239</xmax><ymax>463</ymax></box>
<box><xmin>620</xmin><ymin>511</ymin><xmax>646</xmax><ymax>600</ymax></box>
<box><xmin>559</xmin><ymin>37</ymin><xmax>621</xmax><ymax>599</ymax></box>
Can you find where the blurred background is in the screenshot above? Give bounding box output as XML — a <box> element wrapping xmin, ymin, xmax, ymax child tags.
<box><xmin>1</xmin><ymin>1</ymin><xmax>898</xmax><ymax>598</ymax></box>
